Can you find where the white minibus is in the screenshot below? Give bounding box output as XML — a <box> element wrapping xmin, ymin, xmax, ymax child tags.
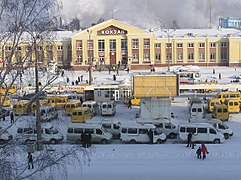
<box><xmin>178</xmin><ymin>123</ymin><xmax>225</xmax><ymax>144</ymax></box>
<box><xmin>120</xmin><ymin>123</ymin><xmax>167</xmax><ymax>144</ymax></box>
<box><xmin>100</xmin><ymin>101</ymin><xmax>116</xmax><ymax>116</ymax></box>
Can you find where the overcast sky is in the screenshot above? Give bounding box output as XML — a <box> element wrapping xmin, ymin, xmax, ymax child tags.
<box><xmin>61</xmin><ymin>0</ymin><xmax>241</xmax><ymax>29</ymax></box>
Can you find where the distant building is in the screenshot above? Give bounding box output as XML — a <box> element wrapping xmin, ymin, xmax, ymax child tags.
<box><xmin>219</xmin><ymin>17</ymin><xmax>241</xmax><ymax>29</ymax></box>
<box><xmin>3</xmin><ymin>19</ymin><xmax>241</xmax><ymax>69</ymax></box>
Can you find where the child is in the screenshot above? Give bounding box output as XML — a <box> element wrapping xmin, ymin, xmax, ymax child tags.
<box><xmin>196</xmin><ymin>146</ymin><xmax>202</xmax><ymax>159</ymax></box>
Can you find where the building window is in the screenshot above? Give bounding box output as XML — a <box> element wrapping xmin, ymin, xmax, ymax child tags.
<box><xmin>133</xmin><ymin>54</ymin><xmax>139</xmax><ymax>62</ymax></box>
<box><xmin>5</xmin><ymin>46</ymin><xmax>11</xmax><ymax>51</ymax></box>
<box><xmin>144</xmin><ymin>39</ymin><xmax>150</xmax><ymax>49</ymax></box>
<box><xmin>37</xmin><ymin>46</ymin><xmax>43</xmax><ymax>51</ymax></box>
<box><xmin>76</xmin><ymin>40</ymin><xmax>82</xmax><ymax>50</ymax></box>
<box><xmin>166</xmin><ymin>43</ymin><xmax>172</xmax><ymax>48</ymax></box>
<box><xmin>199</xmin><ymin>43</ymin><xmax>205</xmax><ymax>48</ymax></box>
<box><xmin>188</xmin><ymin>52</ymin><xmax>194</xmax><ymax>60</ymax></box>
<box><xmin>26</xmin><ymin>46</ymin><xmax>32</xmax><ymax>52</ymax></box>
<box><xmin>221</xmin><ymin>52</ymin><xmax>227</xmax><ymax>60</ymax></box>
<box><xmin>76</xmin><ymin>56</ymin><xmax>83</xmax><ymax>63</ymax></box>
<box><xmin>166</xmin><ymin>53</ymin><xmax>172</xmax><ymax>60</ymax></box>
<box><xmin>210</xmin><ymin>52</ymin><xmax>216</xmax><ymax>60</ymax></box>
<box><xmin>88</xmin><ymin>40</ymin><xmax>93</xmax><ymax>50</ymax></box>
<box><xmin>109</xmin><ymin>39</ymin><xmax>116</xmax><ymax>52</ymax></box>
<box><xmin>155</xmin><ymin>54</ymin><xmax>161</xmax><ymax>61</ymax></box>
<box><xmin>199</xmin><ymin>53</ymin><xmax>205</xmax><ymax>60</ymax></box>
<box><xmin>143</xmin><ymin>54</ymin><xmax>150</xmax><ymax>62</ymax></box>
<box><xmin>132</xmin><ymin>39</ymin><xmax>139</xmax><ymax>49</ymax></box>
<box><xmin>58</xmin><ymin>55</ymin><xmax>63</xmax><ymax>62</ymax></box>
<box><xmin>177</xmin><ymin>53</ymin><xmax>183</xmax><ymax>61</ymax></box>
<box><xmin>155</xmin><ymin>43</ymin><xmax>161</xmax><ymax>48</ymax></box>
<box><xmin>98</xmin><ymin>40</ymin><xmax>105</xmax><ymax>52</ymax></box>
<box><xmin>47</xmin><ymin>46</ymin><xmax>53</xmax><ymax>51</ymax></box>
<box><xmin>210</xmin><ymin>43</ymin><xmax>216</xmax><ymax>48</ymax></box>
<box><xmin>121</xmin><ymin>39</ymin><xmax>127</xmax><ymax>50</ymax></box>
<box><xmin>188</xmin><ymin>43</ymin><xmax>194</xmax><ymax>48</ymax></box>
<box><xmin>17</xmin><ymin>46</ymin><xmax>22</xmax><ymax>51</ymax></box>
<box><xmin>177</xmin><ymin>43</ymin><xmax>183</xmax><ymax>48</ymax></box>
<box><xmin>221</xmin><ymin>42</ymin><xmax>227</xmax><ymax>48</ymax></box>
<box><xmin>15</xmin><ymin>56</ymin><xmax>22</xmax><ymax>64</ymax></box>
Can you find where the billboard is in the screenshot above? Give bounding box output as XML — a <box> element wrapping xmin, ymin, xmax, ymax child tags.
<box><xmin>133</xmin><ymin>75</ymin><xmax>178</xmax><ymax>97</ymax></box>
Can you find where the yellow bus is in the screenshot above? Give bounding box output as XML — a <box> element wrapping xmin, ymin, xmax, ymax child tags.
<box><xmin>45</xmin><ymin>96</ymin><xmax>68</xmax><ymax>108</ymax></box>
<box><xmin>13</xmin><ymin>100</ymin><xmax>31</xmax><ymax>116</ymax></box>
<box><xmin>207</xmin><ymin>98</ymin><xmax>221</xmax><ymax>113</ymax></box>
<box><xmin>216</xmin><ymin>91</ymin><xmax>241</xmax><ymax>103</ymax></box>
<box><xmin>212</xmin><ymin>104</ymin><xmax>229</xmax><ymax>121</ymax></box>
<box><xmin>71</xmin><ymin>107</ymin><xmax>92</xmax><ymax>123</ymax></box>
<box><xmin>64</xmin><ymin>101</ymin><xmax>82</xmax><ymax>115</ymax></box>
<box><xmin>31</xmin><ymin>100</ymin><xmax>48</xmax><ymax>114</ymax></box>
<box><xmin>224</xmin><ymin>99</ymin><xmax>240</xmax><ymax>113</ymax></box>
<box><xmin>0</xmin><ymin>95</ymin><xmax>11</xmax><ymax>107</ymax></box>
<box><xmin>0</xmin><ymin>84</ymin><xmax>17</xmax><ymax>95</ymax></box>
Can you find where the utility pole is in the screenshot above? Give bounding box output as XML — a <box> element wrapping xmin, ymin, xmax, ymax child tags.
<box><xmin>34</xmin><ymin>35</ymin><xmax>43</xmax><ymax>151</ymax></box>
<box><xmin>87</xmin><ymin>29</ymin><xmax>92</xmax><ymax>85</ymax></box>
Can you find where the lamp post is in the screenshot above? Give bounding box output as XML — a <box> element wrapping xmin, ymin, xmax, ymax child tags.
<box><xmin>87</xmin><ymin>29</ymin><xmax>92</xmax><ymax>85</ymax></box>
<box><xmin>34</xmin><ymin>35</ymin><xmax>43</xmax><ymax>151</ymax></box>
<box><xmin>162</xmin><ymin>29</ymin><xmax>176</xmax><ymax>72</ymax></box>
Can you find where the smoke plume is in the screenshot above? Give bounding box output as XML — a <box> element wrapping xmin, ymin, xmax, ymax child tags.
<box><xmin>61</xmin><ymin>0</ymin><xmax>241</xmax><ymax>29</ymax></box>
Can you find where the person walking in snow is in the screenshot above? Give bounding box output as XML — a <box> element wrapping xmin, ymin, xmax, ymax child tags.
<box><xmin>27</xmin><ymin>152</ymin><xmax>34</xmax><ymax>169</ymax></box>
<box><xmin>186</xmin><ymin>132</ymin><xmax>192</xmax><ymax>147</ymax></box>
<box><xmin>196</xmin><ymin>146</ymin><xmax>202</xmax><ymax>159</ymax></box>
<box><xmin>201</xmin><ymin>143</ymin><xmax>209</xmax><ymax>160</ymax></box>
<box><xmin>148</xmin><ymin>129</ymin><xmax>153</xmax><ymax>144</ymax></box>
<box><xmin>10</xmin><ymin>111</ymin><xmax>14</xmax><ymax>124</ymax></box>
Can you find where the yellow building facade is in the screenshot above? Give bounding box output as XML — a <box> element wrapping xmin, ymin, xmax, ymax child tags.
<box><xmin>2</xmin><ymin>19</ymin><xmax>241</xmax><ymax>70</ymax></box>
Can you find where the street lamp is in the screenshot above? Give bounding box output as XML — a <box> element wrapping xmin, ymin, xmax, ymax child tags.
<box><xmin>87</xmin><ymin>29</ymin><xmax>92</xmax><ymax>85</ymax></box>
<box><xmin>162</xmin><ymin>29</ymin><xmax>176</xmax><ymax>72</ymax></box>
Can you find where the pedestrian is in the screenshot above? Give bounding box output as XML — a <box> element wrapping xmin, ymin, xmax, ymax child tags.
<box><xmin>66</xmin><ymin>77</ymin><xmax>70</xmax><ymax>84</ymax></box>
<box><xmin>213</xmin><ymin>69</ymin><xmax>215</xmax><ymax>74</ymax></box>
<box><xmin>78</xmin><ymin>76</ymin><xmax>80</xmax><ymax>82</ymax></box>
<box><xmin>201</xmin><ymin>143</ymin><xmax>209</xmax><ymax>160</ymax></box>
<box><xmin>81</xmin><ymin>75</ymin><xmax>83</xmax><ymax>82</ymax></box>
<box><xmin>147</xmin><ymin>129</ymin><xmax>153</xmax><ymax>144</ymax></box>
<box><xmin>196</xmin><ymin>146</ymin><xmax>202</xmax><ymax>159</ymax></box>
<box><xmin>75</xmin><ymin>80</ymin><xmax>78</xmax><ymax>85</ymax></box>
<box><xmin>72</xmin><ymin>81</ymin><xmax>74</xmax><ymax>85</ymax></box>
<box><xmin>61</xmin><ymin>70</ymin><xmax>64</xmax><ymax>77</ymax></box>
<box><xmin>81</xmin><ymin>132</ymin><xmax>87</xmax><ymax>148</ymax></box>
<box><xmin>10</xmin><ymin>111</ymin><xmax>14</xmax><ymax>124</ymax></box>
<box><xmin>186</xmin><ymin>132</ymin><xmax>192</xmax><ymax>147</ymax></box>
<box><xmin>126</xmin><ymin>67</ymin><xmax>130</xmax><ymax>73</ymax></box>
<box><xmin>219</xmin><ymin>73</ymin><xmax>221</xmax><ymax>79</ymax></box>
<box><xmin>113</xmin><ymin>74</ymin><xmax>116</xmax><ymax>81</ymax></box>
<box><xmin>128</xmin><ymin>99</ymin><xmax>132</xmax><ymax>109</ymax></box>
<box><xmin>86</xmin><ymin>133</ymin><xmax>92</xmax><ymax>148</ymax></box>
<box><xmin>27</xmin><ymin>152</ymin><xmax>34</xmax><ymax>169</ymax></box>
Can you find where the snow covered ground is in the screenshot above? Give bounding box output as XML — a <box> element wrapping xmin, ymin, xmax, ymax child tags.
<box><xmin>2</xmin><ymin>66</ymin><xmax>241</xmax><ymax>180</ymax></box>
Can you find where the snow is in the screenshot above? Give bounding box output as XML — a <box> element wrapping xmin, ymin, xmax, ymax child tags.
<box><xmin>2</xmin><ymin>66</ymin><xmax>241</xmax><ymax>180</ymax></box>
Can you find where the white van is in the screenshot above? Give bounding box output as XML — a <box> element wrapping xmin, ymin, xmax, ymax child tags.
<box><xmin>67</xmin><ymin>123</ymin><xmax>113</xmax><ymax>144</ymax></box>
<box><xmin>86</xmin><ymin>119</ymin><xmax>121</xmax><ymax>139</ymax></box>
<box><xmin>82</xmin><ymin>101</ymin><xmax>98</xmax><ymax>115</ymax></box>
<box><xmin>16</xmin><ymin>125</ymin><xmax>64</xmax><ymax>144</ymax></box>
<box><xmin>190</xmin><ymin>103</ymin><xmax>205</xmax><ymax>119</ymax></box>
<box><xmin>137</xmin><ymin>119</ymin><xmax>178</xmax><ymax>139</ymax></box>
<box><xmin>39</xmin><ymin>106</ymin><xmax>58</xmax><ymax>122</ymax></box>
<box><xmin>0</xmin><ymin>127</ymin><xmax>13</xmax><ymax>144</ymax></box>
<box><xmin>100</xmin><ymin>101</ymin><xmax>116</xmax><ymax>116</ymax></box>
<box><xmin>178</xmin><ymin>123</ymin><xmax>225</xmax><ymax>144</ymax></box>
<box><xmin>120</xmin><ymin>123</ymin><xmax>167</xmax><ymax>144</ymax></box>
<box><xmin>189</xmin><ymin>118</ymin><xmax>233</xmax><ymax>139</ymax></box>
<box><xmin>206</xmin><ymin>119</ymin><xmax>233</xmax><ymax>139</ymax></box>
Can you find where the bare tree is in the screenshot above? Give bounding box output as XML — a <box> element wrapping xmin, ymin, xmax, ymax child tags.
<box><xmin>0</xmin><ymin>0</ymin><xmax>90</xmax><ymax>179</ymax></box>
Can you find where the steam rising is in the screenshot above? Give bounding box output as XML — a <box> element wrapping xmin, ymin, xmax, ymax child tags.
<box><xmin>61</xmin><ymin>0</ymin><xmax>241</xmax><ymax>29</ymax></box>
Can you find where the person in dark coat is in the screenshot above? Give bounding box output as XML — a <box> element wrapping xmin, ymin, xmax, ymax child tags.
<box><xmin>201</xmin><ymin>143</ymin><xmax>209</xmax><ymax>160</ymax></box>
<box><xmin>196</xmin><ymin>146</ymin><xmax>202</xmax><ymax>159</ymax></box>
<box><xmin>66</xmin><ymin>77</ymin><xmax>70</xmax><ymax>83</ymax></box>
<box><xmin>81</xmin><ymin>132</ymin><xmax>87</xmax><ymax>148</ymax></box>
<box><xmin>27</xmin><ymin>152</ymin><xmax>34</xmax><ymax>169</ymax></box>
<box><xmin>86</xmin><ymin>133</ymin><xmax>92</xmax><ymax>148</ymax></box>
<box><xmin>148</xmin><ymin>129</ymin><xmax>153</xmax><ymax>144</ymax></box>
<box><xmin>186</xmin><ymin>132</ymin><xmax>192</xmax><ymax>147</ymax></box>
<box><xmin>113</xmin><ymin>74</ymin><xmax>116</xmax><ymax>81</ymax></box>
<box><xmin>10</xmin><ymin>111</ymin><xmax>14</xmax><ymax>124</ymax></box>
<box><xmin>128</xmin><ymin>99</ymin><xmax>132</xmax><ymax>109</ymax></box>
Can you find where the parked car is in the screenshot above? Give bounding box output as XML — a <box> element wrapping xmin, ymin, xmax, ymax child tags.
<box><xmin>0</xmin><ymin>127</ymin><xmax>13</xmax><ymax>144</ymax></box>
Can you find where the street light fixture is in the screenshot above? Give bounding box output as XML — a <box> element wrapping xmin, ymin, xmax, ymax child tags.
<box><xmin>162</xmin><ymin>29</ymin><xmax>176</xmax><ymax>72</ymax></box>
<box><xmin>87</xmin><ymin>29</ymin><xmax>92</xmax><ymax>85</ymax></box>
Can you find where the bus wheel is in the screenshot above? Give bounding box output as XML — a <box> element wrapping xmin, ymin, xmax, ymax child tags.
<box><xmin>156</xmin><ymin>139</ymin><xmax>163</xmax><ymax>144</ymax></box>
<box><xmin>224</xmin><ymin>134</ymin><xmax>229</xmax><ymax>139</ymax></box>
<box><xmin>101</xmin><ymin>139</ymin><xmax>107</xmax><ymax>144</ymax></box>
<box><xmin>214</xmin><ymin>139</ymin><xmax>220</xmax><ymax>144</ymax></box>
<box><xmin>129</xmin><ymin>139</ymin><xmax>136</xmax><ymax>144</ymax></box>
<box><xmin>169</xmin><ymin>133</ymin><xmax>177</xmax><ymax>139</ymax></box>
